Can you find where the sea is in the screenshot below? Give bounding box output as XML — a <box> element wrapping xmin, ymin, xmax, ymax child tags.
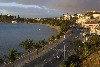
<box><xmin>0</xmin><ymin>24</ymin><xmax>57</xmax><ymax>55</ymax></box>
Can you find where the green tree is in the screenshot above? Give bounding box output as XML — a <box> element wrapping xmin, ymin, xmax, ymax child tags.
<box><xmin>70</xmin><ymin>39</ymin><xmax>84</xmax><ymax>55</ymax></box>
<box><xmin>33</xmin><ymin>43</ymin><xmax>42</xmax><ymax>55</ymax></box>
<box><xmin>60</xmin><ymin>64</ymin><xmax>66</xmax><ymax>67</ymax></box>
<box><xmin>7</xmin><ymin>49</ymin><xmax>21</xmax><ymax>62</ymax></box>
<box><xmin>38</xmin><ymin>39</ymin><xmax>47</xmax><ymax>49</ymax></box>
<box><xmin>87</xmin><ymin>35</ymin><xmax>100</xmax><ymax>46</ymax></box>
<box><xmin>70</xmin><ymin>39</ymin><xmax>83</xmax><ymax>47</ymax></box>
<box><xmin>49</xmin><ymin>35</ymin><xmax>55</xmax><ymax>42</ymax></box>
<box><xmin>65</xmin><ymin>54</ymin><xmax>81</xmax><ymax>67</ymax></box>
<box><xmin>60</xmin><ymin>23</ymin><xmax>69</xmax><ymax>32</ymax></box>
<box><xmin>56</xmin><ymin>34</ymin><xmax>60</xmax><ymax>39</ymax></box>
<box><xmin>20</xmin><ymin>39</ymin><xmax>34</xmax><ymax>52</ymax></box>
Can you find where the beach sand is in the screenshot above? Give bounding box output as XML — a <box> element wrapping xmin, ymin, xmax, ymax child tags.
<box><xmin>30</xmin><ymin>23</ymin><xmax>61</xmax><ymax>32</ymax></box>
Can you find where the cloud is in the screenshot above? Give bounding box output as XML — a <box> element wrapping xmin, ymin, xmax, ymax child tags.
<box><xmin>0</xmin><ymin>0</ymin><xmax>50</xmax><ymax>5</ymax></box>
<box><xmin>46</xmin><ymin>0</ymin><xmax>100</xmax><ymax>13</ymax></box>
<box><xmin>0</xmin><ymin>0</ymin><xmax>100</xmax><ymax>17</ymax></box>
<box><xmin>0</xmin><ymin>3</ymin><xmax>62</xmax><ymax>18</ymax></box>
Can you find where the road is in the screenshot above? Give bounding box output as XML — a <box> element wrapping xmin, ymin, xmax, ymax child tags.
<box><xmin>23</xmin><ymin>26</ymin><xmax>82</xmax><ymax>67</ymax></box>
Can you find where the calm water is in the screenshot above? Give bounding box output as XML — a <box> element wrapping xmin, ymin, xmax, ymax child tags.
<box><xmin>0</xmin><ymin>24</ymin><xmax>57</xmax><ymax>55</ymax></box>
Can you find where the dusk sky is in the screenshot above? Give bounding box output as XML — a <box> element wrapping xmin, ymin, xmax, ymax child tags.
<box><xmin>0</xmin><ymin>0</ymin><xmax>100</xmax><ymax>18</ymax></box>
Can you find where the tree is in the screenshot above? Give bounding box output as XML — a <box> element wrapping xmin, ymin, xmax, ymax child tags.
<box><xmin>0</xmin><ymin>56</ymin><xmax>3</xmax><ymax>64</ymax></box>
<box><xmin>65</xmin><ymin>54</ymin><xmax>81</xmax><ymax>67</ymax></box>
<box><xmin>56</xmin><ymin>34</ymin><xmax>60</xmax><ymax>39</ymax></box>
<box><xmin>70</xmin><ymin>39</ymin><xmax>83</xmax><ymax>47</ymax></box>
<box><xmin>60</xmin><ymin>23</ymin><xmax>69</xmax><ymax>32</ymax></box>
<box><xmin>87</xmin><ymin>35</ymin><xmax>100</xmax><ymax>46</ymax></box>
<box><xmin>60</xmin><ymin>64</ymin><xmax>66</xmax><ymax>67</ymax></box>
<box><xmin>82</xmin><ymin>43</ymin><xmax>90</xmax><ymax>57</ymax></box>
<box><xmin>83</xmin><ymin>35</ymin><xmax>100</xmax><ymax>55</ymax></box>
<box><xmin>70</xmin><ymin>39</ymin><xmax>84</xmax><ymax>55</ymax></box>
<box><xmin>33</xmin><ymin>43</ymin><xmax>42</xmax><ymax>55</ymax></box>
<box><xmin>38</xmin><ymin>39</ymin><xmax>47</xmax><ymax>48</ymax></box>
<box><xmin>49</xmin><ymin>35</ymin><xmax>55</xmax><ymax>42</ymax></box>
<box><xmin>20</xmin><ymin>39</ymin><xmax>34</xmax><ymax>52</ymax></box>
<box><xmin>7</xmin><ymin>49</ymin><xmax>21</xmax><ymax>62</ymax></box>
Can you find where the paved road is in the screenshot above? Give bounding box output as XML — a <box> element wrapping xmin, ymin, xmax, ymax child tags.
<box><xmin>23</xmin><ymin>26</ymin><xmax>82</xmax><ymax>67</ymax></box>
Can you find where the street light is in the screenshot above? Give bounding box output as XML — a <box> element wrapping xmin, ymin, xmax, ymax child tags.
<box><xmin>64</xmin><ymin>45</ymin><xmax>66</xmax><ymax>60</ymax></box>
<box><xmin>64</xmin><ymin>35</ymin><xmax>66</xmax><ymax>39</ymax></box>
<box><xmin>52</xmin><ymin>45</ymin><xmax>66</xmax><ymax>60</ymax></box>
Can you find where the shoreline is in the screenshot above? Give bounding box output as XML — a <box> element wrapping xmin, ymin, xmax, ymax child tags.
<box><xmin>30</xmin><ymin>23</ymin><xmax>61</xmax><ymax>33</ymax></box>
<box><xmin>0</xmin><ymin>23</ymin><xmax>61</xmax><ymax>33</ymax></box>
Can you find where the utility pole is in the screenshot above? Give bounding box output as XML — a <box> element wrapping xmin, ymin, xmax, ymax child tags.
<box><xmin>64</xmin><ymin>45</ymin><xmax>66</xmax><ymax>60</ymax></box>
<box><xmin>64</xmin><ymin>35</ymin><xmax>66</xmax><ymax>39</ymax></box>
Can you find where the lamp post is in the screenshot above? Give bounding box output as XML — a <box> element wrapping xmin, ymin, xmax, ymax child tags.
<box><xmin>63</xmin><ymin>35</ymin><xmax>66</xmax><ymax>60</ymax></box>
<box><xmin>64</xmin><ymin>45</ymin><xmax>66</xmax><ymax>60</ymax></box>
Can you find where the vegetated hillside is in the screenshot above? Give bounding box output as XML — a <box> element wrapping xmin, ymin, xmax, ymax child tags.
<box><xmin>82</xmin><ymin>49</ymin><xmax>100</xmax><ymax>67</ymax></box>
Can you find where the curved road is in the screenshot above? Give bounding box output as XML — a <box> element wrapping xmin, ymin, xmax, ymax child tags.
<box><xmin>23</xmin><ymin>26</ymin><xmax>81</xmax><ymax>67</ymax></box>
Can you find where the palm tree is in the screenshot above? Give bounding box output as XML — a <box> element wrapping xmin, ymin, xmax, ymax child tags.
<box><xmin>49</xmin><ymin>35</ymin><xmax>55</xmax><ymax>42</ymax></box>
<box><xmin>33</xmin><ymin>43</ymin><xmax>42</xmax><ymax>55</ymax></box>
<box><xmin>38</xmin><ymin>39</ymin><xmax>47</xmax><ymax>49</ymax></box>
<box><xmin>33</xmin><ymin>39</ymin><xmax>47</xmax><ymax>54</ymax></box>
<box><xmin>7</xmin><ymin>49</ymin><xmax>21</xmax><ymax>62</ymax></box>
<box><xmin>20</xmin><ymin>39</ymin><xmax>34</xmax><ymax>52</ymax></box>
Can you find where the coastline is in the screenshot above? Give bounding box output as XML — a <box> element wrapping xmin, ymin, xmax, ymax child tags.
<box><xmin>30</xmin><ymin>23</ymin><xmax>61</xmax><ymax>33</ymax></box>
<box><xmin>0</xmin><ymin>23</ymin><xmax>61</xmax><ymax>32</ymax></box>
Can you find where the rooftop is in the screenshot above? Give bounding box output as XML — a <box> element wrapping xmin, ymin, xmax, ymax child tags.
<box><xmin>85</xmin><ymin>21</ymin><xmax>99</xmax><ymax>24</ymax></box>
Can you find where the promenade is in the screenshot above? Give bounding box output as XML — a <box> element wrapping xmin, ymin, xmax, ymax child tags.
<box><xmin>23</xmin><ymin>26</ymin><xmax>81</xmax><ymax>67</ymax></box>
<box><xmin>2</xmin><ymin>26</ymin><xmax>81</xmax><ymax>67</ymax></box>
<box><xmin>2</xmin><ymin>31</ymin><xmax>65</xmax><ymax>67</ymax></box>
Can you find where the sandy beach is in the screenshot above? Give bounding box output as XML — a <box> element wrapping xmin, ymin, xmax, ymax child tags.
<box><xmin>30</xmin><ymin>23</ymin><xmax>61</xmax><ymax>32</ymax></box>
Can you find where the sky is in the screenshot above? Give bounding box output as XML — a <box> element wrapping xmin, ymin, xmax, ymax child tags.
<box><xmin>0</xmin><ymin>0</ymin><xmax>100</xmax><ymax>18</ymax></box>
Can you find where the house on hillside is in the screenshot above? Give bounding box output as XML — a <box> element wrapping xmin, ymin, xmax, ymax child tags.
<box><xmin>93</xmin><ymin>13</ymin><xmax>100</xmax><ymax>19</ymax></box>
<box><xmin>84</xmin><ymin>21</ymin><xmax>100</xmax><ymax>35</ymax></box>
<box><xmin>62</xmin><ymin>14</ymin><xmax>70</xmax><ymax>20</ymax></box>
<box><xmin>12</xmin><ymin>20</ymin><xmax>17</xmax><ymax>23</ymax></box>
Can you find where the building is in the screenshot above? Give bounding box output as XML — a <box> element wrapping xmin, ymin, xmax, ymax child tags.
<box><xmin>95</xmin><ymin>27</ymin><xmax>100</xmax><ymax>35</ymax></box>
<box><xmin>93</xmin><ymin>14</ymin><xmax>100</xmax><ymax>19</ymax></box>
<box><xmin>63</xmin><ymin>14</ymin><xmax>70</xmax><ymax>20</ymax></box>
<box><xmin>84</xmin><ymin>21</ymin><xmax>100</xmax><ymax>35</ymax></box>
<box><xmin>12</xmin><ymin>20</ymin><xmax>17</xmax><ymax>23</ymax></box>
<box><xmin>34</xmin><ymin>18</ymin><xmax>41</xmax><ymax>21</ymax></box>
<box><xmin>84</xmin><ymin>22</ymin><xmax>99</xmax><ymax>28</ymax></box>
<box><xmin>76</xmin><ymin>15</ymin><xmax>89</xmax><ymax>26</ymax></box>
<box><xmin>77</xmin><ymin>14</ymin><xmax>84</xmax><ymax>18</ymax></box>
<box><xmin>76</xmin><ymin>17</ymin><xmax>86</xmax><ymax>26</ymax></box>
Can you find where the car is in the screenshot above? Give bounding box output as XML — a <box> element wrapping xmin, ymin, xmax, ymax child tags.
<box><xmin>53</xmin><ymin>54</ymin><xmax>63</xmax><ymax>61</ymax></box>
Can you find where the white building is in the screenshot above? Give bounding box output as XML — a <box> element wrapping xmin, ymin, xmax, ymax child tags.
<box><xmin>56</xmin><ymin>17</ymin><xmax>60</xmax><ymax>20</ymax></box>
<box><xmin>63</xmin><ymin>14</ymin><xmax>70</xmax><ymax>20</ymax></box>
<box><xmin>12</xmin><ymin>21</ymin><xmax>17</xmax><ymax>23</ymax></box>
<box><xmin>84</xmin><ymin>21</ymin><xmax>100</xmax><ymax>35</ymax></box>
<box><xmin>76</xmin><ymin>16</ymin><xmax>89</xmax><ymax>27</ymax></box>
<box><xmin>77</xmin><ymin>14</ymin><xmax>83</xmax><ymax>18</ymax></box>
<box><xmin>93</xmin><ymin>14</ymin><xmax>100</xmax><ymax>19</ymax></box>
<box><xmin>95</xmin><ymin>27</ymin><xmax>100</xmax><ymax>35</ymax></box>
<box><xmin>34</xmin><ymin>18</ymin><xmax>41</xmax><ymax>21</ymax></box>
